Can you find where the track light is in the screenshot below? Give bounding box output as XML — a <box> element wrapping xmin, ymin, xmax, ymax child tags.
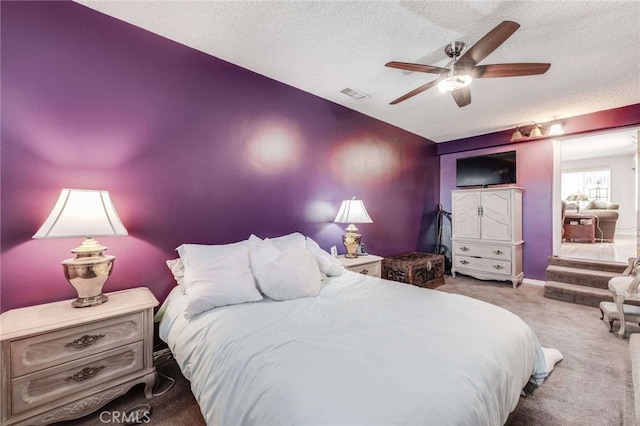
<box><xmin>510</xmin><ymin>127</ymin><xmax>523</xmax><ymax>141</ymax></box>
<box><xmin>548</xmin><ymin>118</ymin><xmax>564</xmax><ymax>136</ymax></box>
<box><xmin>529</xmin><ymin>124</ymin><xmax>542</xmax><ymax>138</ymax></box>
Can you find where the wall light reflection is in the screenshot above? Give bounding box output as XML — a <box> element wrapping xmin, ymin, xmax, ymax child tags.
<box><xmin>246</xmin><ymin>118</ymin><xmax>302</xmax><ymax>174</ymax></box>
<box><xmin>330</xmin><ymin>135</ymin><xmax>403</xmax><ymax>185</ymax></box>
<box><xmin>304</xmin><ymin>200</ymin><xmax>336</xmax><ymax>222</ymax></box>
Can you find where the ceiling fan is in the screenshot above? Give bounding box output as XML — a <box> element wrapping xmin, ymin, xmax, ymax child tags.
<box><xmin>385</xmin><ymin>21</ymin><xmax>550</xmax><ymax>108</ymax></box>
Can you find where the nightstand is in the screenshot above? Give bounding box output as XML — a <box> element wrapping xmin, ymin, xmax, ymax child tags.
<box><xmin>339</xmin><ymin>254</ymin><xmax>383</xmax><ymax>278</ymax></box>
<box><xmin>0</xmin><ymin>287</ymin><xmax>158</xmax><ymax>425</ymax></box>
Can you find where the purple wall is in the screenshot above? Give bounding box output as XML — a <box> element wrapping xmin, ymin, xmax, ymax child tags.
<box><xmin>439</xmin><ymin>141</ymin><xmax>555</xmax><ymax>280</ymax></box>
<box><xmin>1</xmin><ymin>2</ymin><xmax>436</xmax><ymax>312</ymax></box>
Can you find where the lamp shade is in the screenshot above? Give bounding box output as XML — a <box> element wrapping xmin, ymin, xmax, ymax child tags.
<box><xmin>33</xmin><ymin>189</ymin><xmax>128</xmax><ymax>239</ymax></box>
<box><xmin>333</xmin><ymin>198</ymin><xmax>373</xmax><ymax>224</ymax></box>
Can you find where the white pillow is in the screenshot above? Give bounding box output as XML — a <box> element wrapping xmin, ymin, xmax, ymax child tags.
<box><xmin>166</xmin><ymin>258</ymin><xmax>185</xmax><ymax>288</ymax></box>
<box><xmin>270</xmin><ymin>232</ymin><xmax>306</xmax><ymax>252</ymax></box>
<box><xmin>176</xmin><ymin>235</ymin><xmax>257</xmax><ymax>269</ymax></box>
<box><xmin>306</xmin><ymin>237</ymin><xmax>345</xmax><ymax>277</ymax></box>
<box><xmin>248</xmin><ymin>238</ymin><xmax>281</xmax><ymax>289</ymax></box>
<box><xmin>182</xmin><ymin>248</ymin><xmax>262</xmax><ymax>319</ymax></box>
<box><xmin>258</xmin><ymin>247</ymin><xmax>322</xmax><ymax>301</ymax></box>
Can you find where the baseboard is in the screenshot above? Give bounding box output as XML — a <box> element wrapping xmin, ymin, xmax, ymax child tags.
<box><xmin>522</xmin><ymin>278</ymin><xmax>545</xmax><ymax>287</ymax></box>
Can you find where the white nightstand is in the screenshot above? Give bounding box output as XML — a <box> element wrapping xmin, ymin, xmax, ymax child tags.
<box><xmin>339</xmin><ymin>254</ymin><xmax>384</xmax><ymax>278</ymax></box>
<box><xmin>0</xmin><ymin>287</ymin><xmax>158</xmax><ymax>425</ymax></box>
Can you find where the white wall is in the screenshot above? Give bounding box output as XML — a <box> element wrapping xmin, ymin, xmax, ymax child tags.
<box><xmin>562</xmin><ymin>153</ymin><xmax>636</xmax><ymax>234</ymax></box>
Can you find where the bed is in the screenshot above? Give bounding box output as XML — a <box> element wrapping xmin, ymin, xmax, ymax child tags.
<box><xmin>157</xmin><ymin>233</ymin><xmax>547</xmax><ymax>425</ymax></box>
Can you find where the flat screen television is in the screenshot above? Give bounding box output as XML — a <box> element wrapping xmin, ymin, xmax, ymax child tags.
<box><xmin>456</xmin><ymin>151</ymin><xmax>517</xmax><ymax>187</ymax></box>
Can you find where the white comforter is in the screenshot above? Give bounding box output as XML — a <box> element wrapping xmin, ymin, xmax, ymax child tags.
<box><xmin>158</xmin><ymin>271</ymin><xmax>547</xmax><ymax>425</ymax></box>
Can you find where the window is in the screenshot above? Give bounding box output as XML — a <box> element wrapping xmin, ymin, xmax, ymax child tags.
<box><xmin>561</xmin><ymin>168</ymin><xmax>610</xmax><ymax>202</ymax></box>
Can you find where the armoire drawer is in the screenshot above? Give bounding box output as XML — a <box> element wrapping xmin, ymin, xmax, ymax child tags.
<box><xmin>455</xmin><ymin>256</ymin><xmax>512</xmax><ymax>276</ymax></box>
<box><xmin>453</xmin><ymin>242</ymin><xmax>512</xmax><ymax>260</ymax></box>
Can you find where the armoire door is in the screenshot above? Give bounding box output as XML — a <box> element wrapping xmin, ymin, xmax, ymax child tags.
<box><xmin>452</xmin><ymin>190</ymin><xmax>481</xmax><ymax>239</ymax></box>
<box><xmin>480</xmin><ymin>190</ymin><xmax>512</xmax><ymax>241</ymax></box>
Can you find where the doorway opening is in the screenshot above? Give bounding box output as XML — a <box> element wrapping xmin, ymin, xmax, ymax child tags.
<box><xmin>555</xmin><ymin>127</ymin><xmax>639</xmax><ymax>263</ymax></box>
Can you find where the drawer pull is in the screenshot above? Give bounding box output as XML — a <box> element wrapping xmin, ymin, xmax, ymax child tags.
<box><xmin>65</xmin><ymin>334</ymin><xmax>105</xmax><ymax>349</ymax></box>
<box><xmin>459</xmin><ymin>260</ymin><xmax>469</xmax><ymax>265</ymax></box>
<box><xmin>493</xmin><ymin>265</ymin><xmax>505</xmax><ymax>270</ymax></box>
<box><xmin>426</xmin><ymin>261</ymin><xmax>432</xmax><ymax>272</ymax></box>
<box><xmin>493</xmin><ymin>250</ymin><xmax>504</xmax><ymax>255</ymax></box>
<box><xmin>360</xmin><ymin>269</ymin><xmax>369</xmax><ymax>275</ymax></box>
<box><xmin>460</xmin><ymin>247</ymin><xmax>470</xmax><ymax>252</ymax></box>
<box><xmin>65</xmin><ymin>366</ymin><xmax>105</xmax><ymax>382</ymax></box>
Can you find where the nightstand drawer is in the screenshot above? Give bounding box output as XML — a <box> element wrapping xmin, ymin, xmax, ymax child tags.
<box><xmin>349</xmin><ymin>261</ymin><xmax>381</xmax><ymax>277</ymax></box>
<box><xmin>11</xmin><ymin>341</ymin><xmax>144</xmax><ymax>415</ymax></box>
<box><xmin>454</xmin><ymin>242</ymin><xmax>512</xmax><ymax>260</ymax></box>
<box><xmin>11</xmin><ymin>312</ymin><xmax>143</xmax><ymax>377</ymax></box>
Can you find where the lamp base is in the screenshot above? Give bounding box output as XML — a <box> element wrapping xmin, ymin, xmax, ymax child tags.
<box><xmin>62</xmin><ymin>238</ymin><xmax>115</xmax><ymax>308</ymax></box>
<box><xmin>342</xmin><ymin>230</ymin><xmax>362</xmax><ymax>259</ymax></box>
<box><xmin>72</xmin><ymin>293</ymin><xmax>109</xmax><ymax>308</ymax></box>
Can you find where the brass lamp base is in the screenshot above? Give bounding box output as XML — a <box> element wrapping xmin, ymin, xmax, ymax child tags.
<box><xmin>71</xmin><ymin>293</ymin><xmax>109</xmax><ymax>308</ymax></box>
<box><xmin>62</xmin><ymin>238</ymin><xmax>114</xmax><ymax>308</ymax></box>
<box><xmin>342</xmin><ymin>224</ymin><xmax>362</xmax><ymax>259</ymax></box>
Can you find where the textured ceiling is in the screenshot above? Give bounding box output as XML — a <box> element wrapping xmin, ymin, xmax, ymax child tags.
<box><xmin>75</xmin><ymin>1</ymin><xmax>640</xmax><ymax>143</ymax></box>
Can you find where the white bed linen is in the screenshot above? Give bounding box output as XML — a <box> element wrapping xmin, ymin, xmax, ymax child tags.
<box><xmin>158</xmin><ymin>271</ymin><xmax>547</xmax><ymax>425</ymax></box>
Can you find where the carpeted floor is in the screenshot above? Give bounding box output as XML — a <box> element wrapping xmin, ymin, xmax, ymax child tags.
<box><xmin>56</xmin><ymin>275</ymin><xmax>634</xmax><ymax>425</ymax></box>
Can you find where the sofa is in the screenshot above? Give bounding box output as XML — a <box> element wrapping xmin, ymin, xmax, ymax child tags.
<box><xmin>581</xmin><ymin>200</ymin><xmax>620</xmax><ymax>242</ymax></box>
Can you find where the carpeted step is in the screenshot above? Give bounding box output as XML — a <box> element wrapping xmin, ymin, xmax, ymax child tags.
<box><xmin>544</xmin><ymin>281</ymin><xmax>612</xmax><ymax>307</ymax></box>
<box><xmin>547</xmin><ymin>256</ymin><xmax>628</xmax><ymax>273</ymax></box>
<box><xmin>546</xmin><ymin>264</ymin><xmax>620</xmax><ymax>289</ymax></box>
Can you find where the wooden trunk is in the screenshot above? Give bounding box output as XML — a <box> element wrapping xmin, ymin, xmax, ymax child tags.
<box><xmin>382</xmin><ymin>252</ymin><xmax>445</xmax><ymax>289</ymax></box>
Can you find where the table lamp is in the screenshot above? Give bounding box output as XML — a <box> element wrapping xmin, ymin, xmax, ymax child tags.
<box><xmin>333</xmin><ymin>197</ymin><xmax>373</xmax><ymax>258</ymax></box>
<box><xmin>33</xmin><ymin>188</ymin><xmax>128</xmax><ymax>307</ymax></box>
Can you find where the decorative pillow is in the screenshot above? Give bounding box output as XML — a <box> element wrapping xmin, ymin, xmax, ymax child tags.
<box><xmin>306</xmin><ymin>237</ymin><xmax>345</xmax><ymax>277</ymax></box>
<box><xmin>176</xmin><ymin>236</ymin><xmax>257</xmax><ymax>269</ymax></box>
<box><xmin>182</xmin><ymin>248</ymin><xmax>262</xmax><ymax>319</ymax></box>
<box><xmin>269</xmin><ymin>232</ymin><xmax>306</xmax><ymax>252</ymax></box>
<box><xmin>166</xmin><ymin>258</ymin><xmax>185</xmax><ymax>288</ymax></box>
<box><xmin>589</xmin><ymin>200</ymin><xmax>610</xmax><ymax>210</ymax></box>
<box><xmin>257</xmin><ymin>246</ymin><xmax>322</xmax><ymax>301</ymax></box>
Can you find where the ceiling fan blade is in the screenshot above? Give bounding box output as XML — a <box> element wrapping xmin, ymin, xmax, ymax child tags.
<box><xmin>385</xmin><ymin>61</ymin><xmax>449</xmax><ymax>74</ymax></box>
<box><xmin>473</xmin><ymin>63</ymin><xmax>551</xmax><ymax>78</ymax></box>
<box><xmin>451</xmin><ymin>87</ymin><xmax>471</xmax><ymax>108</ymax></box>
<box><xmin>390</xmin><ymin>80</ymin><xmax>439</xmax><ymax>105</ymax></box>
<box><xmin>457</xmin><ymin>21</ymin><xmax>520</xmax><ymax>67</ymax></box>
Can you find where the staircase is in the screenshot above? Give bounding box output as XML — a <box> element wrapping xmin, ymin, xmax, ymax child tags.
<box><xmin>544</xmin><ymin>257</ymin><xmax>628</xmax><ymax>307</ymax></box>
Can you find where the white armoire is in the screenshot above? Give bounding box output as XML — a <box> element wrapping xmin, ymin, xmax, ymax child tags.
<box><xmin>451</xmin><ymin>187</ymin><xmax>524</xmax><ymax>288</ymax></box>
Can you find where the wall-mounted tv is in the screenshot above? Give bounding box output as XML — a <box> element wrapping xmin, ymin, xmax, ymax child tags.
<box><xmin>456</xmin><ymin>151</ymin><xmax>517</xmax><ymax>187</ymax></box>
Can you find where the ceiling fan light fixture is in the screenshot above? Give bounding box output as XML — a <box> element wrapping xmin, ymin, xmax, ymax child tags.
<box><xmin>437</xmin><ymin>74</ymin><xmax>473</xmax><ymax>93</ymax></box>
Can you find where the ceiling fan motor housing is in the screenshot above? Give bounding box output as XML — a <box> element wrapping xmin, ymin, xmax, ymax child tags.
<box><xmin>444</xmin><ymin>41</ymin><xmax>466</xmax><ymax>60</ymax></box>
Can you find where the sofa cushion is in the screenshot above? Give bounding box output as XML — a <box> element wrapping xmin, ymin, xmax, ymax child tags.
<box><xmin>582</xmin><ymin>209</ymin><xmax>619</xmax><ymax>221</ymax></box>
<box><xmin>585</xmin><ymin>200</ymin><xmax>619</xmax><ymax>210</ymax></box>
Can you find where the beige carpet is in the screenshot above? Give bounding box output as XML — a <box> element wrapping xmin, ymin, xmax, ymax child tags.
<box><xmin>57</xmin><ymin>275</ymin><xmax>634</xmax><ymax>425</ymax></box>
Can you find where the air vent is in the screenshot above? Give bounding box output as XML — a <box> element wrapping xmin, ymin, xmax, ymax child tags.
<box><xmin>340</xmin><ymin>88</ymin><xmax>370</xmax><ymax>101</ymax></box>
